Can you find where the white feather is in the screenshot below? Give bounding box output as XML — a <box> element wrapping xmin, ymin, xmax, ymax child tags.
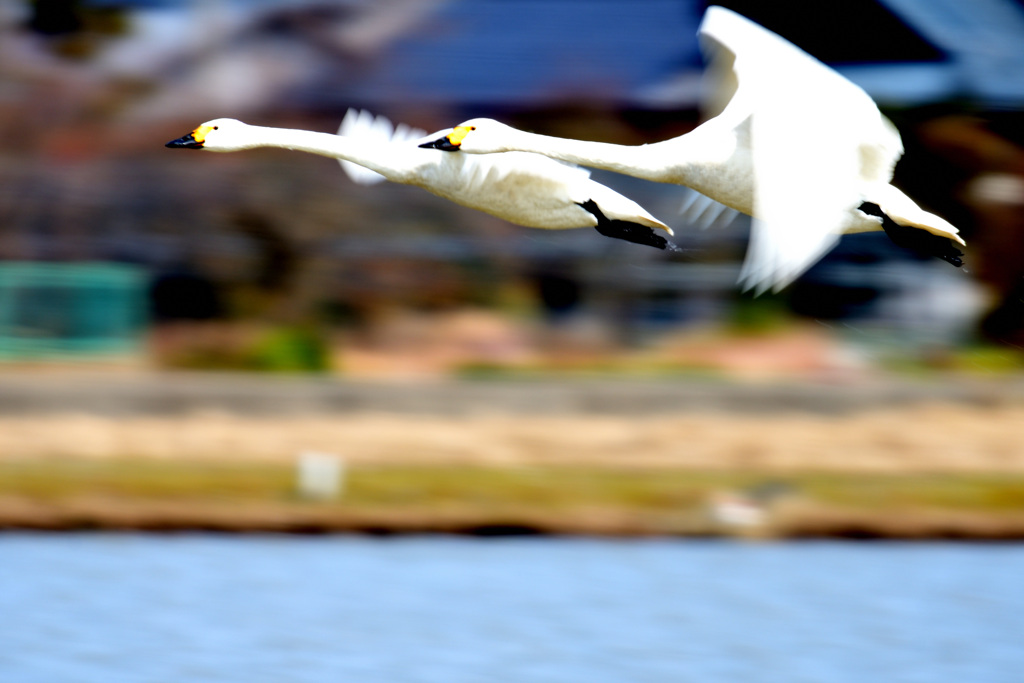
<box><xmin>679</xmin><ymin>188</ymin><xmax>738</xmax><ymax>229</ymax></box>
<box><xmin>338</xmin><ymin>108</ymin><xmax>427</xmax><ymax>185</ymax></box>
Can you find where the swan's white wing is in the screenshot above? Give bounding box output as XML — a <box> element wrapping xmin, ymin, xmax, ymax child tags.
<box><xmin>337</xmin><ymin>108</ymin><xmax>427</xmax><ymax>185</ymax></box>
<box><xmin>440</xmin><ymin>147</ymin><xmax>593</xmax><ymax>200</ymax></box>
<box><xmin>699</xmin><ymin>6</ymin><xmax>904</xmax><ymax>292</ymax></box>
<box><xmin>740</xmin><ymin>87</ymin><xmax>857</xmax><ymax>293</ymax></box>
<box><xmin>464</xmin><ymin>153</ymin><xmax>672</xmax><ymax>233</ymax></box>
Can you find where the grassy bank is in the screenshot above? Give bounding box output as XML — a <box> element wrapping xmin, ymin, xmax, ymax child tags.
<box><xmin>3</xmin><ymin>459</ymin><xmax>1024</xmax><ymax>539</ymax></box>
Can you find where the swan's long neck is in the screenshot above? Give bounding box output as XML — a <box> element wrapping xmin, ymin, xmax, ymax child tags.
<box><xmin>499</xmin><ymin>127</ymin><xmax>715</xmax><ymax>184</ymax></box>
<box><xmin>238</xmin><ymin>125</ymin><xmax>419</xmax><ymax>181</ymax></box>
<box><xmin>499</xmin><ymin>130</ymin><xmax>662</xmax><ymax>179</ymax></box>
<box><xmin>495</xmin><ymin>124</ymin><xmax>749</xmax><ymax>212</ymax></box>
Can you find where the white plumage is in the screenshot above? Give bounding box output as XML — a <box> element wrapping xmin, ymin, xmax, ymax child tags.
<box><xmin>423</xmin><ymin>6</ymin><xmax>965</xmax><ymax>292</ymax></box>
<box><xmin>336</xmin><ymin>108</ymin><xmax>427</xmax><ymax>186</ymax></box>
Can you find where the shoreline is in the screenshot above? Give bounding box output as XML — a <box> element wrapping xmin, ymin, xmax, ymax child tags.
<box><xmin>4</xmin><ymin>498</ymin><xmax>1024</xmax><ymax>540</ymax></box>
<box><xmin>4</xmin><ymin>460</ymin><xmax>1024</xmax><ymax>541</ymax></box>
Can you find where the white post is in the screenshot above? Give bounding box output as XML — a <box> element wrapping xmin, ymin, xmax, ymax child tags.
<box><xmin>296</xmin><ymin>451</ymin><xmax>345</xmax><ymax>500</ymax></box>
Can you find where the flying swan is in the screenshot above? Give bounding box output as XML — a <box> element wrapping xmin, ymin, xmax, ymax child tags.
<box><xmin>420</xmin><ymin>5</ymin><xmax>965</xmax><ymax>292</ymax></box>
<box><xmin>165</xmin><ymin>109</ymin><xmax>677</xmax><ymax>251</ymax></box>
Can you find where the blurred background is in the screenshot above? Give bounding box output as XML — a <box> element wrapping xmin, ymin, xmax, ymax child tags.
<box><xmin>4</xmin><ymin>2</ymin><xmax>1024</xmax><ymax>681</ymax></box>
<box><xmin>2</xmin><ymin>0</ymin><xmax>1023</xmax><ymax>374</ymax></box>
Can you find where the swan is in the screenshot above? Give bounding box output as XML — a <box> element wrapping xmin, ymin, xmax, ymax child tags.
<box><xmin>165</xmin><ymin>110</ymin><xmax>677</xmax><ymax>251</ymax></box>
<box><xmin>420</xmin><ymin>6</ymin><xmax>965</xmax><ymax>292</ymax></box>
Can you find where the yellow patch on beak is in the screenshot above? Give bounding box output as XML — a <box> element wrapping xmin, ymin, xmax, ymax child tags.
<box><xmin>447</xmin><ymin>125</ymin><xmax>475</xmax><ymax>147</ymax></box>
<box><xmin>192</xmin><ymin>125</ymin><xmax>216</xmax><ymax>144</ymax></box>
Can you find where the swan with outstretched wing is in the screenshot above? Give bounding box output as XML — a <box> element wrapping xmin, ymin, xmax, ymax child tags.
<box><xmin>420</xmin><ymin>6</ymin><xmax>965</xmax><ymax>292</ymax></box>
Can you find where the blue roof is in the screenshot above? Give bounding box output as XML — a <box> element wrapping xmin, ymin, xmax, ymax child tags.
<box><xmin>312</xmin><ymin>0</ymin><xmax>1024</xmax><ymax>109</ymax></box>
<box><xmin>880</xmin><ymin>0</ymin><xmax>1024</xmax><ymax>106</ymax></box>
<box><xmin>339</xmin><ymin>0</ymin><xmax>704</xmax><ymax>106</ymax></box>
<box><xmin>118</xmin><ymin>0</ymin><xmax>1024</xmax><ymax>110</ymax></box>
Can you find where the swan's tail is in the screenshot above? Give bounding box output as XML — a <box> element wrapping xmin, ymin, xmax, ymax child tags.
<box><xmin>864</xmin><ymin>185</ymin><xmax>966</xmax><ymax>266</ymax></box>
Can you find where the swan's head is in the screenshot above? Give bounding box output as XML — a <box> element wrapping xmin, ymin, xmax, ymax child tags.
<box><xmin>165</xmin><ymin>118</ymin><xmax>253</xmax><ymax>152</ymax></box>
<box><xmin>418</xmin><ymin>118</ymin><xmax>514</xmax><ymax>154</ymax></box>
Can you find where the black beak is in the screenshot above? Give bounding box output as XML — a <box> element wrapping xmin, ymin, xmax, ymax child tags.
<box><xmin>165</xmin><ymin>132</ymin><xmax>203</xmax><ymax>149</ymax></box>
<box><xmin>418</xmin><ymin>136</ymin><xmax>460</xmax><ymax>152</ymax></box>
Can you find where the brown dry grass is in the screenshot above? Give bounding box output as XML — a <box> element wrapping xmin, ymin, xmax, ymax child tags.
<box><xmin>2</xmin><ymin>402</ymin><xmax>1023</xmax><ymax>473</ymax></box>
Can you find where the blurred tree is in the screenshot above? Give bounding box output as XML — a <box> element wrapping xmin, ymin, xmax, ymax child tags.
<box><xmin>26</xmin><ymin>0</ymin><xmax>127</xmax><ymax>59</ymax></box>
<box><xmin>28</xmin><ymin>0</ymin><xmax>82</xmax><ymax>35</ymax></box>
<box><xmin>231</xmin><ymin>211</ymin><xmax>299</xmax><ymax>297</ymax></box>
<box><xmin>532</xmin><ymin>263</ymin><xmax>582</xmax><ymax>324</ymax></box>
<box><xmin>148</xmin><ymin>264</ymin><xmax>225</xmax><ymax>323</ymax></box>
<box><xmin>916</xmin><ymin>114</ymin><xmax>1024</xmax><ymax>345</ymax></box>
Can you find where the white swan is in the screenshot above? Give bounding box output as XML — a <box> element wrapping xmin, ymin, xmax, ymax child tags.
<box><xmin>420</xmin><ymin>6</ymin><xmax>965</xmax><ymax>292</ymax></box>
<box><xmin>165</xmin><ymin>110</ymin><xmax>677</xmax><ymax>251</ymax></box>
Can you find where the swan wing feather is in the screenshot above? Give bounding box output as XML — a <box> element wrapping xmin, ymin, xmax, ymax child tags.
<box><xmin>679</xmin><ymin>188</ymin><xmax>739</xmax><ymax>229</ymax></box>
<box><xmin>700</xmin><ymin>6</ymin><xmax>905</xmax><ymax>291</ymax></box>
<box><xmin>442</xmin><ymin>150</ymin><xmax>592</xmax><ymax>199</ymax></box>
<box><xmin>337</xmin><ymin>108</ymin><xmax>427</xmax><ymax>185</ymax></box>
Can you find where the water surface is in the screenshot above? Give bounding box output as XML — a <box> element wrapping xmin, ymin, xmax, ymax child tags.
<box><xmin>3</xmin><ymin>534</ymin><xmax>1022</xmax><ymax>682</ymax></box>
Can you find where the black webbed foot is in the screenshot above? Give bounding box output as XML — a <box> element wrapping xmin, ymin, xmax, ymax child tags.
<box><xmin>578</xmin><ymin>200</ymin><xmax>681</xmax><ymax>252</ymax></box>
<box><xmin>860</xmin><ymin>202</ymin><xmax>964</xmax><ymax>267</ymax></box>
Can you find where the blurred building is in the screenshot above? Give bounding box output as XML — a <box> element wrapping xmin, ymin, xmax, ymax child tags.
<box><xmin>1</xmin><ymin>0</ymin><xmax>1023</xmax><ymax>365</ymax></box>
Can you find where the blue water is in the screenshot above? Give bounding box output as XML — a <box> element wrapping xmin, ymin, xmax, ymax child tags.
<box><xmin>2</xmin><ymin>535</ymin><xmax>1022</xmax><ymax>683</ymax></box>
